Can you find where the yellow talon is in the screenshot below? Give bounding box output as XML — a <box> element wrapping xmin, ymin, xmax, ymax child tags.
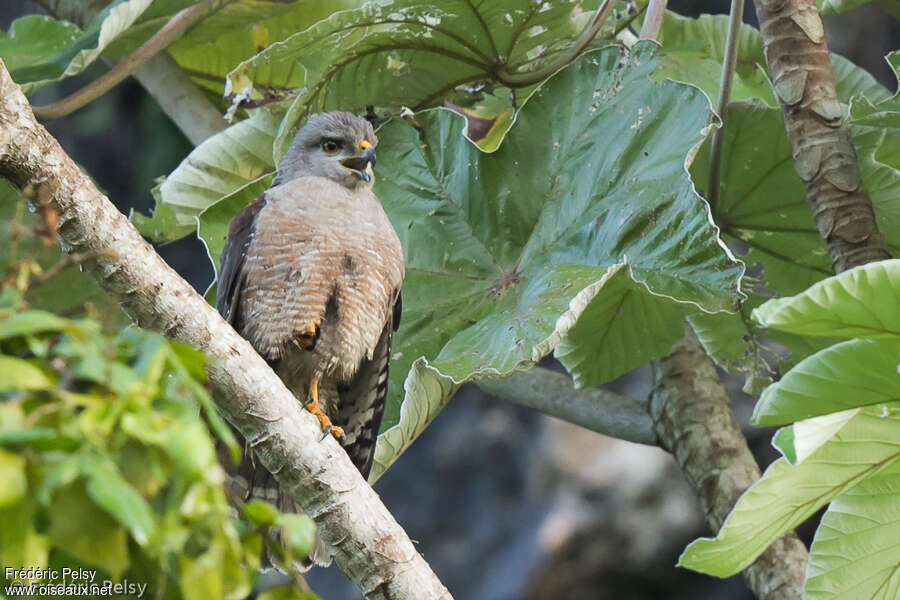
<box><xmin>304</xmin><ymin>376</ymin><xmax>343</xmax><ymax>440</ymax></box>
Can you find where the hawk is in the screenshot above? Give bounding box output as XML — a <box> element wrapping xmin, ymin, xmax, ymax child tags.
<box><xmin>216</xmin><ymin>111</ymin><xmax>404</xmax><ymax>568</ymax></box>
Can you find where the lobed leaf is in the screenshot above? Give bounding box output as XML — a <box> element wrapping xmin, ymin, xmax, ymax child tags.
<box><xmin>226</xmin><ymin>0</ymin><xmax>592</xmax><ymax>158</ymax></box>
<box><xmin>134</xmin><ymin>107</ymin><xmax>281</xmax><ymax>242</ymax></box>
<box><xmin>365</xmin><ymin>43</ymin><xmax>742</xmax><ymax>475</ymax></box>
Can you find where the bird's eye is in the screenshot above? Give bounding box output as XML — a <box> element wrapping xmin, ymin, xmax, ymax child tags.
<box><xmin>321</xmin><ymin>140</ymin><xmax>341</xmax><ymax>154</ymax></box>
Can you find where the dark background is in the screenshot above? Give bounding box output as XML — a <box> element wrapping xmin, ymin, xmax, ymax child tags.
<box><xmin>2</xmin><ymin>2</ymin><xmax>897</xmax><ymax>598</ymax></box>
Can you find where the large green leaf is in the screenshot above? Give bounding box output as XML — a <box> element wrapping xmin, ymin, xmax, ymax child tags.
<box><xmin>656</xmin><ymin>13</ymin><xmax>774</xmax><ymax>106</ymax></box>
<box><xmin>10</xmin><ymin>0</ymin><xmax>154</xmax><ymax>94</ymax></box>
<box><xmin>166</xmin><ymin>0</ymin><xmax>363</xmax><ymax>97</ymax></box>
<box><xmin>368</xmin><ymin>43</ymin><xmax>740</xmax><ymax>475</ymax></box>
<box><xmin>753</xmin><ymin>339</ymin><xmax>900</xmax><ymax>426</ymax></box>
<box><xmin>0</xmin><ymin>16</ymin><xmax>81</xmax><ymax>73</ymax></box>
<box><xmin>680</xmin><ymin>404</ymin><xmax>900</xmax><ymax>578</ymax></box>
<box><xmin>752</xmin><ymin>259</ymin><xmax>900</xmax><ymax>339</ymax></box>
<box><xmin>134</xmin><ymin>107</ymin><xmax>282</xmax><ymax>241</ymax></box>
<box><xmin>226</xmin><ymin>0</ymin><xmax>599</xmax><ymax>158</ymax></box>
<box><xmin>806</xmin><ymin>473</ymin><xmax>900</xmax><ymax>599</ymax></box>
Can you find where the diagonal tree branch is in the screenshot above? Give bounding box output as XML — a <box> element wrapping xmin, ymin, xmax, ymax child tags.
<box><xmin>651</xmin><ymin>327</ymin><xmax>807</xmax><ymax>599</ymax></box>
<box><xmin>752</xmin><ymin>0</ymin><xmax>890</xmax><ymax>273</ymax></box>
<box><xmin>0</xmin><ymin>59</ymin><xmax>451</xmax><ymax>600</ymax></box>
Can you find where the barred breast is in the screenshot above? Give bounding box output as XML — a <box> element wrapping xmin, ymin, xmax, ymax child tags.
<box><xmin>236</xmin><ymin>176</ymin><xmax>404</xmax><ymax>385</ymax></box>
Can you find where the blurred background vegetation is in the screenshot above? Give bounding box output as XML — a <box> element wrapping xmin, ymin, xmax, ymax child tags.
<box><xmin>1</xmin><ymin>1</ymin><xmax>898</xmax><ymax>598</ymax></box>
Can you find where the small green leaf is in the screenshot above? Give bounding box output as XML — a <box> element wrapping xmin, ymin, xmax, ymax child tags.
<box><xmin>0</xmin><ymin>499</ymin><xmax>49</xmax><ymax>574</ymax></box>
<box><xmin>0</xmin><ymin>449</ymin><xmax>27</xmax><ymax>507</ymax></box>
<box><xmin>689</xmin><ymin>307</ymin><xmax>779</xmax><ymax>394</ymax></box>
<box><xmin>0</xmin><ymin>310</ymin><xmax>71</xmax><ymax>339</ymax></box>
<box><xmin>806</xmin><ymin>473</ymin><xmax>900</xmax><ymax>598</ymax></box>
<box><xmin>0</xmin><ymin>15</ymin><xmax>80</xmax><ymax>72</ymax></box>
<box><xmin>753</xmin><ymin>339</ymin><xmax>900</xmax><ymax>426</ymax></box>
<box><xmin>48</xmin><ymin>481</ymin><xmax>130</xmax><ymax>578</ymax></box>
<box><xmin>165</xmin><ymin>420</ymin><xmax>217</xmax><ymax>479</ymax></box>
<box><xmin>83</xmin><ymin>455</ymin><xmax>157</xmax><ymax>548</ymax></box>
<box><xmin>275</xmin><ymin>513</ymin><xmax>316</xmax><ymax>560</ymax></box>
<box><xmin>242</xmin><ymin>500</ymin><xmax>278</xmax><ymax>526</ymax></box>
<box><xmin>679</xmin><ymin>405</ymin><xmax>900</xmax><ymax>578</ymax></box>
<box><xmin>752</xmin><ymin>260</ymin><xmax>900</xmax><ymax>339</ymax></box>
<box><xmin>0</xmin><ymin>356</ymin><xmax>54</xmax><ymax>391</ymax></box>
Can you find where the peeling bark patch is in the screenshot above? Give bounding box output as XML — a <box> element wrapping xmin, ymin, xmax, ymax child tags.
<box><xmin>789</xmin><ymin>8</ymin><xmax>824</xmax><ymax>43</ymax></box>
<box><xmin>774</xmin><ymin>69</ymin><xmax>807</xmax><ymax>106</ymax></box>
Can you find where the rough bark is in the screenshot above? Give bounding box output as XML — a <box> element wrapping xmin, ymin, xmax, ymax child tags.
<box><xmin>650</xmin><ymin>328</ymin><xmax>808</xmax><ymax>599</ymax></box>
<box><xmin>476</xmin><ymin>367</ymin><xmax>656</xmax><ymax>446</ymax></box>
<box><xmin>753</xmin><ymin>0</ymin><xmax>890</xmax><ymax>272</ymax></box>
<box><xmin>0</xmin><ymin>60</ymin><xmax>451</xmax><ymax>600</ymax></box>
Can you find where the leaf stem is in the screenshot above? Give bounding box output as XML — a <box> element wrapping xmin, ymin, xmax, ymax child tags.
<box><xmin>494</xmin><ymin>0</ymin><xmax>616</xmax><ymax>87</ymax></box>
<box><xmin>707</xmin><ymin>0</ymin><xmax>745</xmax><ymax>214</ymax></box>
<box><xmin>638</xmin><ymin>0</ymin><xmax>667</xmax><ymax>40</ymax></box>
<box><xmin>32</xmin><ymin>1</ymin><xmax>216</xmax><ymax>121</ymax></box>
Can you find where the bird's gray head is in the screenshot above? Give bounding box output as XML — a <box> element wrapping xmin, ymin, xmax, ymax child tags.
<box><xmin>274</xmin><ymin>111</ymin><xmax>378</xmax><ymax>189</ymax></box>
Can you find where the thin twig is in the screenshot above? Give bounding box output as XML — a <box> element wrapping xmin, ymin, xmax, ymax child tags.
<box><xmin>494</xmin><ymin>0</ymin><xmax>616</xmax><ymax>87</ymax></box>
<box><xmin>32</xmin><ymin>1</ymin><xmax>216</xmax><ymax>121</ymax></box>
<box><xmin>638</xmin><ymin>0</ymin><xmax>667</xmax><ymax>40</ymax></box>
<box><xmin>24</xmin><ymin>250</ymin><xmax>117</xmax><ymax>294</ymax></box>
<box><xmin>707</xmin><ymin>0</ymin><xmax>746</xmax><ymax>214</ymax></box>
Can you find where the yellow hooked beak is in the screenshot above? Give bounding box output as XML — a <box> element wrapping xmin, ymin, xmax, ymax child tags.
<box><xmin>341</xmin><ymin>140</ymin><xmax>377</xmax><ymax>182</ymax></box>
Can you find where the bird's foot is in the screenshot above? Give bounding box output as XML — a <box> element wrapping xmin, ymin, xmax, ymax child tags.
<box><xmin>293</xmin><ymin>319</ymin><xmax>321</xmax><ymax>351</ymax></box>
<box><xmin>304</xmin><ymin>376</ymin><xmax>342</xmax><ymax>440</ymax></box>
<box><xmin>304</xmin><ymin>401</ymin><xmax>343</xmax><ymax>440</ymax></box>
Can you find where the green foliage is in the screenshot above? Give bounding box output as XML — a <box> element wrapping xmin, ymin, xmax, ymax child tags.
<box><xmin>196</xmin><ymin>42</ymin><xmax>743</xmax><ymax>479</ymax></box>
<box><xmin>5</xmin><ymin>0</ymin><xmax>900</xmax><ymax>594</ymax></box>
<box><xmin>0</xmin><ymin>285</ymin><xmax>317</xmax><ymax>597</ymax></box>
<box><xmin>663</xmin><ymin>14</ymin><xmax>899</xmax><ymax>392</ymax></box>
<box><xmin>9</xmin><ymin>0</ymin><xmax>154</xmax><ymax>94</ymax></box>
<box><xmin>0</xmin><ymin>16</ymin><xmax>81</xmax><ymax>73</ymax></box>
<box><xmin>680</xmin><ymin>260</ymin><xmax>900</xmax><ymax>596</ymax></box>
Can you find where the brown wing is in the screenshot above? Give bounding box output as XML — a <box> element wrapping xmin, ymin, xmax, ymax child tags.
<box><xmin>335</xmin><ymin>292</ymin><xmax>401</xmax><ymax>480</ymax></box>
<box><xmin>216</xmin><ymin>193</ymin><xmax>266</xmax><ymax>322</ymax></box>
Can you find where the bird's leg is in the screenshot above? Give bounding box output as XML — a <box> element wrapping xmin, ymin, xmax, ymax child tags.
<box><xmin>303</xmin><ymin>375</ymin><xmax>343</xmax><ymax>440</ymax></box>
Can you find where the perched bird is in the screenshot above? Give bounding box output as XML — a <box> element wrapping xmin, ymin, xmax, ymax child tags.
<box><xmin>216</xmin><ymin>111</ymin><xmax>404</xmax><ymax>569</ymax></box>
